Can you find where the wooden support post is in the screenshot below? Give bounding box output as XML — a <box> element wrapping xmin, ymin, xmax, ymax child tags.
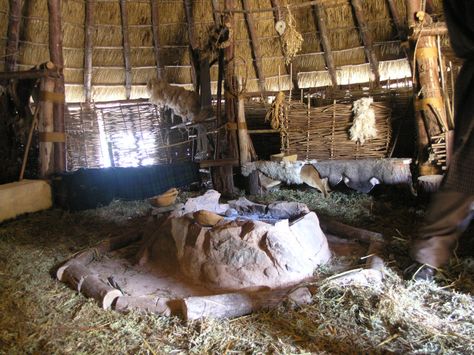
<box><xmin>241</xmin><ymin>0</ymin><xmax>266</xmax><ymax>93</ymax></box>
<box><xmin>39</xmin><ymin>77</ymin><xmax>55</xmax><ymax>177</ymax></box>
<box><xmin>269</xmin><ymin>0</ymin><xmax>298</xmax><ymax>90</ymax></box>
<box><xmin>48</xmin><ymin>0</ymin><xmax>66</xmax><ymax>173</ymax></box>
<box><xmin>5</xmin><ymin>0</ymin><xmax>22</xmax><ymax>72</ymax></box>
<box><xmin>150</xmin><ymin>0</ymin><xmax>164</xmax><ymax>79</ymax></box>
<box><xmin>84</xmin><ymin>0</ymin><xmax>94</xmax><ymax>103</ymax></box>
<box><xmin>211</xmin><ymin>0</ymin><xmax>238</xmax><ymax>197</ymax></box>
<box><xmin>184</xmin><ymin>0</ymin><xmax>200</xmax><ymax>92</ymax></box>
<box><xmin>119</xmin><ymin>0</ymin><xmax>132</xmax><ymax>100</ymax></box>
<box><xmin>312</xmin><ymin>2</ymin><xmax>338</xmax><ymax>88</ymax></box>
<box><xmin>237</xmin><ymin>78</ymin><xmax>256</xmax><ymax>165</ymax></box>
<box><xmin>350</xmin><ymin>0</ymin><xmax>380</xmax><ymax>86</ymax></box>
<box><xmin>405</xmin><ymin>0</ymin><xmax>448</xmax><ymax>171</ymax></box>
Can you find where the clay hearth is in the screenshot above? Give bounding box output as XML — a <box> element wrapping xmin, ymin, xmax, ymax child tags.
<box><xmin>138</xmin><ymin>190</ymin><xmax>331</xmax><ymax>290</ymax></box>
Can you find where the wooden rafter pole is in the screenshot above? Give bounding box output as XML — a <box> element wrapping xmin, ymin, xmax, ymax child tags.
<box><xmin>269</xmin><ymin>0</ymin><xmax>299</xmax><ymax>91</ymax></box>
<box><xmin>150</xmin><ymin>0</ymin><xmax>164</xmax><ymax>79</ymax></box>
<box><xmin>312</xmin><ymin>2</ymin><xmax>338</xmax><ymax>88</ymax></box>
<box><xmin>350</xmin><ymin>0</ymin><xmax>380</xmax><ymax>86</ymax></box>
<box><xmin>48</xmin><ymin>0</ymin><xmax>66</xmax><ymax>174</ymax></box>
<box><xmin>84</xmin><ymin>0</ymin><xmax>94</xmax><ymax>103</ymax></box>
<box><xmin>5</xmin><ymin>0</ymin><xmax>22</xmax><ymax>72</ymax></box>
<box><xmin>386</xmin><ymin>0</ymin><xmax>405</xmax><ymax>39</ymax></box>
<box><xmin>386</xmin><ymin>0</ymin><xmax>412</xmax><ymax>69</ymax></box>
<box><xmin>183</xmin><ymin>0</ymin><xmax>200</xmax><ymax>91</ymax></box>
<box><xmin>241</xmin><ymin>0</ymin><xmax>266</xmax><ymax>93</ymax></box>
<box><xmin>119</xmin><ymin>0</ymin><xmax>132</xmax><ymax>100</ymax></box>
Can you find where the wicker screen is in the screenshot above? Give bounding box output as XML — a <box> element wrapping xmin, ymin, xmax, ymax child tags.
<box><xmin>283</xmin><ymin>101</ymin><xmax>392</xmax><ymax>160</ymax></box>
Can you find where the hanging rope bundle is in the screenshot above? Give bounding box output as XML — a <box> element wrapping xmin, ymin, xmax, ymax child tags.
<box><xmin>279</xmin><ymin>4</ymin><xmax>303</xmax><ymax>65</ymax></box>
<box><xmin>265</xmin><ymin>92</ymin><xmax>287</xmax><ymax>131</ymax></box>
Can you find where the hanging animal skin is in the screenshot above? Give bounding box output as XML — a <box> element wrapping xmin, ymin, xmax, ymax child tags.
<box><xmin>147</xmin><ymin>78</ymin><xmax>211</xmax><ymax>123</ymax></box>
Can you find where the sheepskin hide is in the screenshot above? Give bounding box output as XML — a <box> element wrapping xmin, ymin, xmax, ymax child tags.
<box><xmin>147</xmin><ymin>78</ymin><xmax>209</xmax><ymax>123</ymax></box>
<box><xmin>242</xmin><ymin>161</ymin><xmax>306</xmax><ymax>184</ymax></box>
<box><xmin>349</xmin><ymin>97</ymin><xmax>377</xmax><ymax>145</ymax></box>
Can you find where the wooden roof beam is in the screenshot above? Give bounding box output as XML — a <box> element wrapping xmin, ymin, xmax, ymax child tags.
<box><xmin>350</xmin><ymin>0</ymin><xmax>380</xmax><ymax>86</ymax></box>
<box><xmin>83</xmin><ymin>0</ymin><xmax>93</xmax><ymax>103</ymax></box>
<box><xmin>5</xmin><ymin>0</ymin><xmax>22</xmax><ymax>72</ymax></box>
<box><xmin>119</xmin><ymin>0</ymin><xmax>132</xmax><ymax>100</ymax></box>
<box><xmin>150</xmin><ymin>0</ymin><xmax>164</xmax><ymax>79</ymax></box>
<box><xmin>241</xmin><ymin>0</ymin><xmax>266</xmax><ymax>93</ymax></box>
<box><xmin>183</xmin><ymin>0</ymin><xmax>200</xmax><ymax>91</ymax></box>
<box><xmin>386</xmin><ymin>0</ymin><xmax>405</xmax><ymax>41</ymax></box>
<box><xmin>270</xmin><ymin>0</ymin><xmax>299</xmax><ymax>91</ymax></box>
<box><xmin>312</xmin><ymin>2</ymin><xmax>338</xmax><ymax>88</ymax></box>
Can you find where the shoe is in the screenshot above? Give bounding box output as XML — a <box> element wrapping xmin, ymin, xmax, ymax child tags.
<box><xmin>404</xmin><ymin>262</ymin><xmax>436</xmax><ymax>281</ymax></box>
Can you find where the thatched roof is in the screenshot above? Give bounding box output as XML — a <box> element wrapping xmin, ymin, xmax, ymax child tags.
<box><xmin>0</xmin><ymin>0</ymin><xmax>450</xmax><ymax>102</ymax></box>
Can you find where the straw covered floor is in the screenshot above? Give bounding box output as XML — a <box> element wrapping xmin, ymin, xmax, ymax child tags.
<box><xmin>1</xmin><ymin>188</ymin><xmax>473</xmax><ymax>354</ymax></box>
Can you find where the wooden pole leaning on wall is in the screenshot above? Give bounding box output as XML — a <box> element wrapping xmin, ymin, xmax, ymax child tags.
<box><xmin>48</xmin><ymin>0</ymin><xmax>66</xmax><ymax>175</ymax></box>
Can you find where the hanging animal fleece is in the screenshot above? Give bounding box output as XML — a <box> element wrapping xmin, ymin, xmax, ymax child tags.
<box><xmin>147</xmin><ymin>78</ymin><xmax>211</xmax><ymax>123</ymax></box>
<box><xmin>349</xmin><ymin>97</ymin><xmax>377</xmax><ymax>145</ymax></box>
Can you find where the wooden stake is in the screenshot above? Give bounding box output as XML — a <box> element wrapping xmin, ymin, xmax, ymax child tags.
<box><xmin>19</xmin><ymin>104</ymin><xmax>40</xmax><ymax>180</ymax></box>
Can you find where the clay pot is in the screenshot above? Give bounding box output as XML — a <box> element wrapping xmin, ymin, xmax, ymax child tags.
<box><xmin>150</xmin><ymin>188</ymin><xmax>179</xmax><ymax>207</ymax></box>
<box><xmin>193</xmin><ymin>210</ymin><xmax>223</xmax><ymax>227</ymax></box>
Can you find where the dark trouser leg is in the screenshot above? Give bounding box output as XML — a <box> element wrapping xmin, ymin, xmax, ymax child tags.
<box><xmin>411</xmin><ymin>189</ymin><xmax>474</xmax><ymax>268</ymax></box>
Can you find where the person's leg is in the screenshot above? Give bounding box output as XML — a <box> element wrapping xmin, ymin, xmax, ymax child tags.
<box><xmin>411</xmin><ymin>189</ymin><xmax>474</xmax><ymax>268</ymax></box>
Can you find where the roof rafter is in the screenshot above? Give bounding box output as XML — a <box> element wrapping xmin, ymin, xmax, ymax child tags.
<box><xmin>150</xmin><ymin>0</ymin><xmax>164</xmax><ymax>79</ymax></box>
<box><xmin>83</xmin><ymin>0</ymin><xmax>93</xmax><ymax>103</ymax></box>
<box><xmin>241</xmin><ymin>0</ymin><xmax>266</xmax><ymax>93</ymax></box>
<box><xmin>119</xmin><ymin>0</ymin><xmax>132</xmax><ymax>99</ymax></box>
<box><xmin>5</xmin><ymin>0</ymin><xmax>21</xmax><ymax>72</ymax></box>
<box><xmin>183</xmin><ymin>0</ymin><xmax>199</xmax><ymax>91</ymax></box>
<box><xmin>350</xmin><ymin>0</ymin><xmax>380</xmax><ymax>86</ymax></box>
<box><xmin>312</xmin><ymin>2</ymin><xmax>338</xmax><ymax>88</ymax></box>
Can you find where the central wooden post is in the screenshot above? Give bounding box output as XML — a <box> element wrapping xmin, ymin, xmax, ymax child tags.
<box><xmin>210</xmin><ymin>0</ymin><xmax>239</xmax><ymax>197</ymax></box>
<box><xmin>47</xmin><ymin>0</ymin><xmax>66</xmax><ymax>175</ymax></box>
<box><xmin>406</xmin><ymin>0</ymin><xmax>449</xmax><ymax>173</ymax></box>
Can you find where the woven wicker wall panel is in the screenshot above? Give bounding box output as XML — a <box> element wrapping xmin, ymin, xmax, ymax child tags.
<box><xmin>283</xmin><ymin>102</ymin><xmax>392</xmax><ymax>160</ymax></box>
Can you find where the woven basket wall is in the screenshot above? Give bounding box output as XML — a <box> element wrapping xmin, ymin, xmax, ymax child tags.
<box><xmin>282</xmin><ymin>101</ymin><xmax>392</xmax><ymax>160</ymax></box>
<box><xmin>65</xmin><ymin>102</ymin><xmax>193</xmax><ymax>171</ymax></box>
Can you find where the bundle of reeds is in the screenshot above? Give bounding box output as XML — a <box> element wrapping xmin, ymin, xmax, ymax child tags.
<box><xmin>282</xmin><ymin>101</ymin><xmax>392</xmax><ymax>160</ymax></box>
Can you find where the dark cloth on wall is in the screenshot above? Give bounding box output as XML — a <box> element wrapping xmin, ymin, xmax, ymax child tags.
<box><xmin>442</xmin><ymin>0</ymin><xmax>474</xmax><ymax>194</ymax></box>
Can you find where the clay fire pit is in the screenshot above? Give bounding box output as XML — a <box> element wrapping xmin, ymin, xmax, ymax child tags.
<box><xmin>56</xmin><ymin>190</ymin><xmax>331</xmax><ymax>320</ymax></box>
<box><xmin>139</xmin><ymin>190</ymin><xmax>331</xmax><ymax>291</ymax></box>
